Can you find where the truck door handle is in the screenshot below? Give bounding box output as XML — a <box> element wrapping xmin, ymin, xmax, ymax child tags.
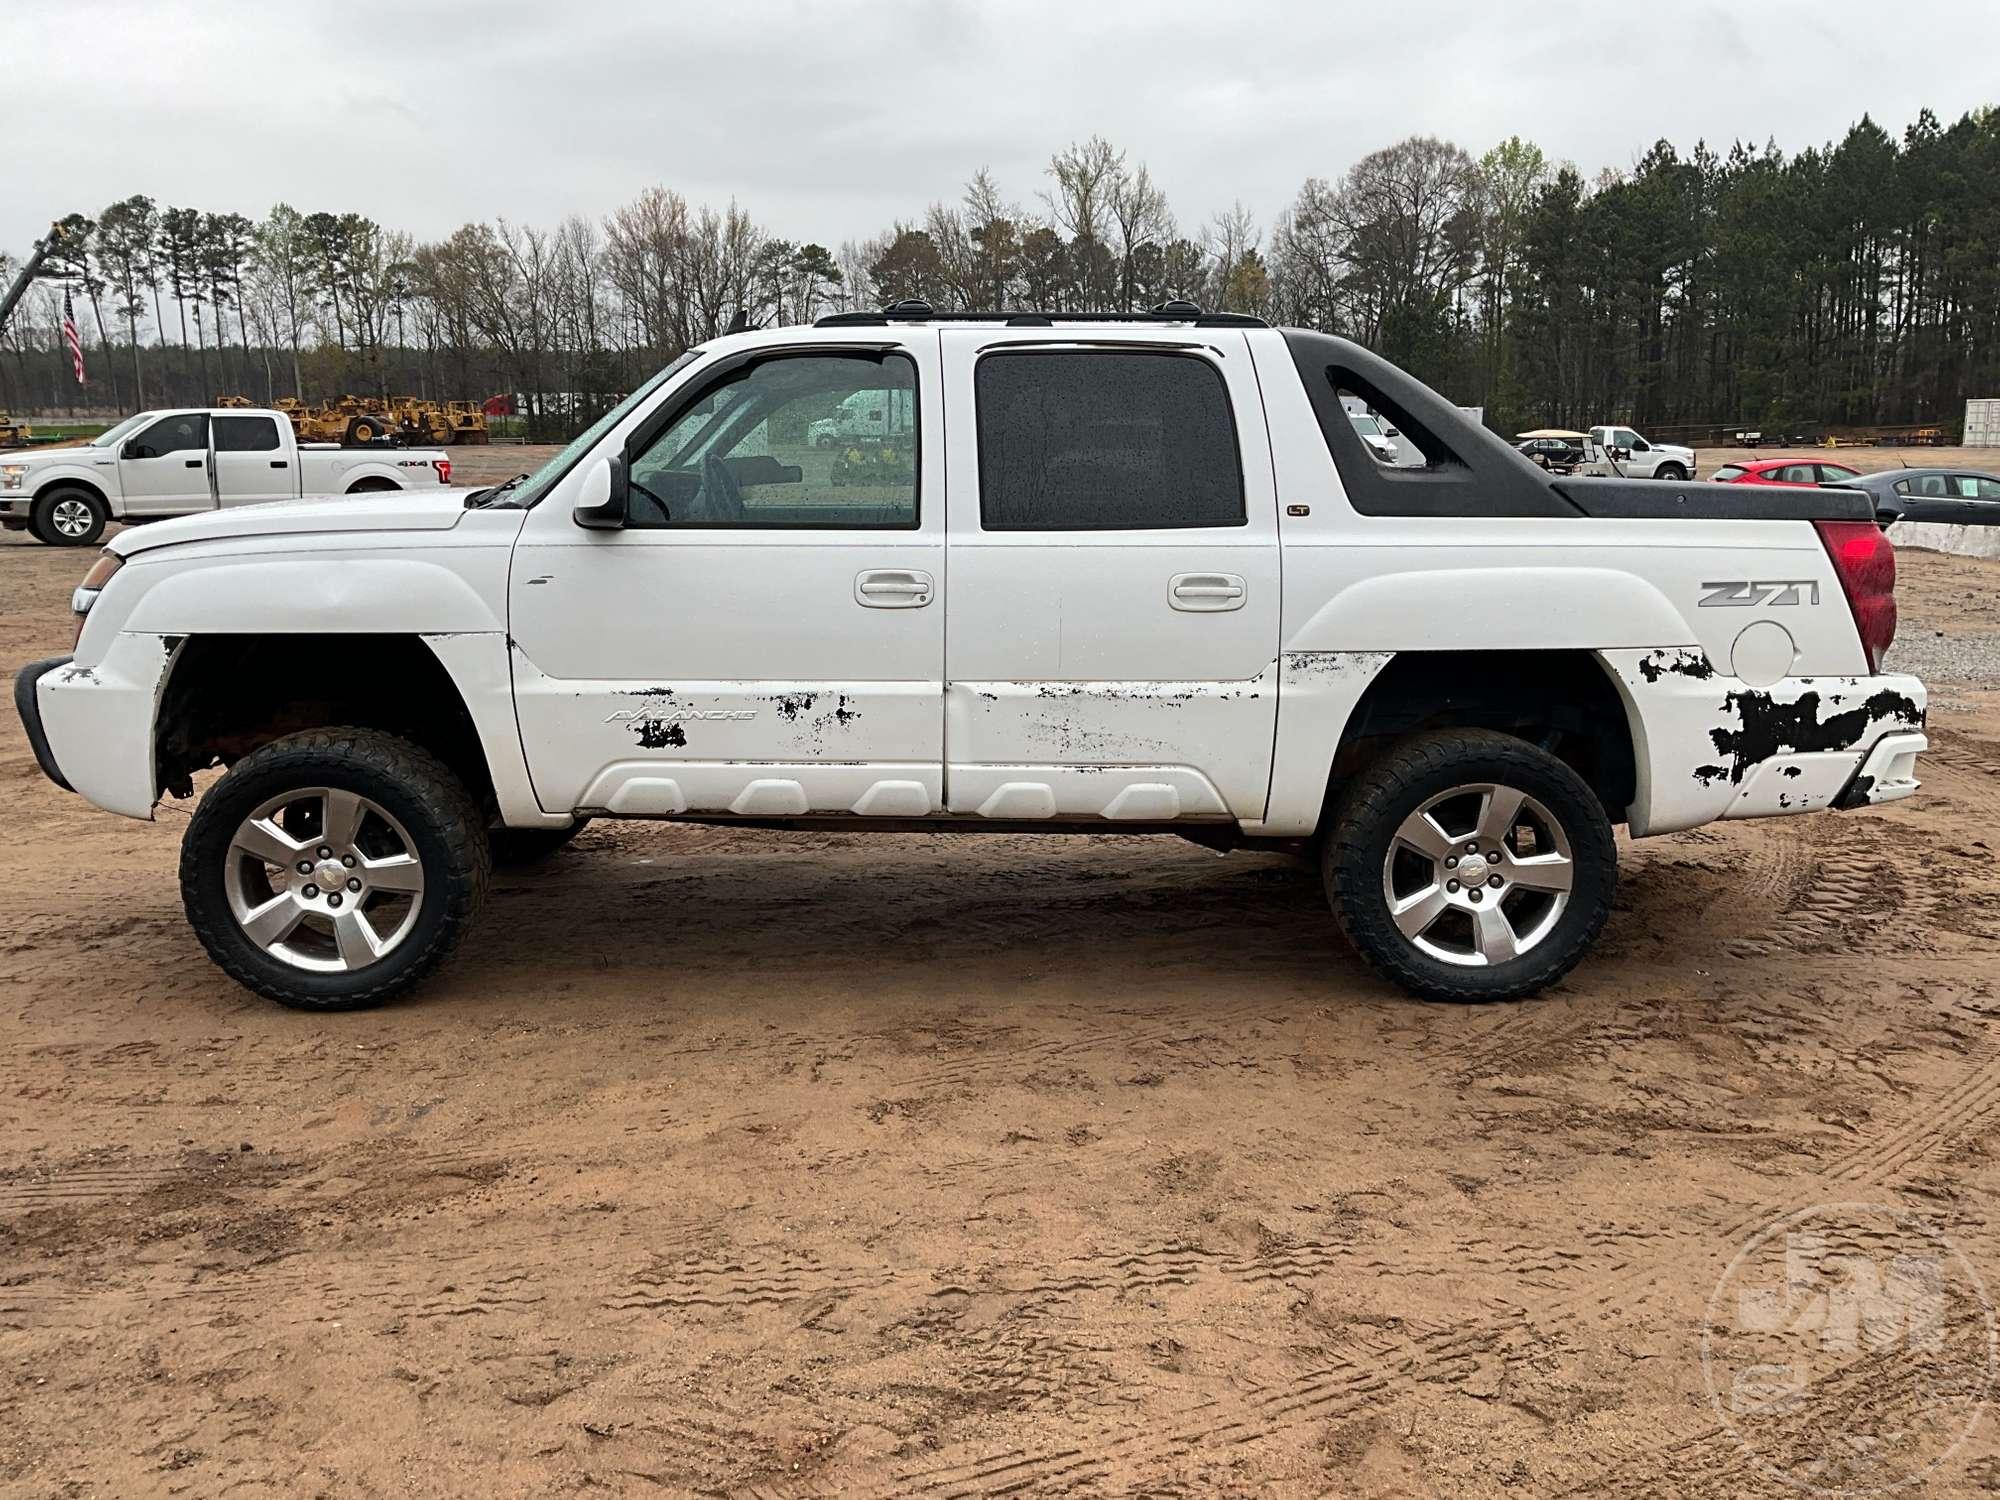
<box><xmin>855</xmin><ymin>569</ymin><xmax>933</xmax><ymax>608</ymax></box>
<box><xmin>1170</xmin><ymin>573</ymin><xmax>1247</xmax><ymax>612</ymax></box>
<box><xmin>270</xmin><ymin>460</ymin><xmax>289</xmax><ymax>469</ymax></box>
<box><xmin>184</xmin><ymin>458</ymin><xmax>203</xmax><ymax>468</ymax></box>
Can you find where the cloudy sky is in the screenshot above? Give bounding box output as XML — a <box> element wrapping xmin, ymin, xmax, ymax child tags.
<box><xmin>10</xmin><ymin>0</ymin><xmax>1999</xmax><ymax>259</ymax></box>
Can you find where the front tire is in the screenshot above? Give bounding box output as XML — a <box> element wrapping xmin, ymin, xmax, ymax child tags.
<box><xmin>1655</xmin><ymin>462</ymin><xmax>1688</xmax><ymax>482</ymax></box>
<box><xmin>179</xmin><ymin>727</ymin><xmax>491</xmax><ymax>1011</ymax></box>
<box><xmin>32</xmin><ymin>488</ymin><xmax>108</xmax><ymax>546</ymax></box>
<box><xmin>1325</xmin><ymin>729</ymin><xmax>1616</xmax><ymax>1003</ymax></box>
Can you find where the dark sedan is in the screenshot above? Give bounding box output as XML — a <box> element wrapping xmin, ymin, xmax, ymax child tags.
<box><xmin>1517</xmin><ymin>437</ymin><xmax>1584</xmax><ymax>468</ymax></box>
<box><xmin>1839</xmin><ymin>468</ymin><xmax>2000</xmax><ymax>525</ymax></box>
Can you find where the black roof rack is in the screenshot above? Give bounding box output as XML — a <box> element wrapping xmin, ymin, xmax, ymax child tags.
<box><xmin>814</xmin><ymin>297</ymin><xmax>1267</xmax><ymax>329</ymax></box>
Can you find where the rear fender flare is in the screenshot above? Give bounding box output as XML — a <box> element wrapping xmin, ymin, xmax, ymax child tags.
<box><xmin>1286</xmin><ymin>566</ymin><xmax>1690</xmax><ymax>652</ymax></box>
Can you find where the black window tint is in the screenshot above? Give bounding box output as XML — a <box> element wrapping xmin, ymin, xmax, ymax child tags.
<box><xmin>215</xmin><ymin>415</ymin><xmax>281</xmax><ymax>452</ymax></box>
<box><xmin>976</xmin><ymin>351</ymin><xmax>1243</xmax><ymax>531</ymax></box>
<box><xmin>132</xmin><ymin>413</ymin><xmax>208</xmax><ymax>458</ymax></box>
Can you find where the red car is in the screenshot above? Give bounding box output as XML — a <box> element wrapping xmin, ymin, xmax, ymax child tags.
<box><xmin>1711</xmin><ymin>457</ymin><xmax>1863</xmax><ymax>487</ymax></box>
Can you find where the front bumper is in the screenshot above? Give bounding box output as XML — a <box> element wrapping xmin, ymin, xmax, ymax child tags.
<box><xmin>13</xmin><ymin>655</ymin><xmax>75</xmax><ymax>791</ymax></box>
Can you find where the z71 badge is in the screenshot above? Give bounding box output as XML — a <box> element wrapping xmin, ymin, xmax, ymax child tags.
<box><xmin>1698</xmin><ymin>580</ymin><xmax>1821</xmax><ymax>608</ymax></box>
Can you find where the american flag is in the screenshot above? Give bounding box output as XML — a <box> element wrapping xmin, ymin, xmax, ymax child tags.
<box><xmin>62</xmin><ymin>287</ymin><xmax>86</xmax><ymax>386</ymax></box>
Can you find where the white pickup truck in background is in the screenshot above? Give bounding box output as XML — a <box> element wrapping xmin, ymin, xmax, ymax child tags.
<box><xmin>1583</xmin><ymin>424</ymin><xmax>1697</xmax><ymax>481</ymax></box>
<box><xmin>0</xmin><ymin>407</ymin><xmax>451</xmax><ymax>545</ymax></box>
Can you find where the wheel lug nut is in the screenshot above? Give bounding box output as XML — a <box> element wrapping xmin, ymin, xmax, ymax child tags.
<box><xmin>318</xmin><ymin>847</ymin><xmax>332</xmax><ymax>859</ymax></box>
<box><xmin>302</xmin><ymin>884</ymin><xmax>318</xmax><ymax>898</ymax></box>
<box><xmin>1445</xmin><ymin>856</ymin><xmax>1458</xmax><ymax>869</ymax></box>
<box><xmin>342</xmin><ymin>854</ymin><xmax>356</xmax><ymax>868</ymax></box>
<box><xmin>1469</xmin><ymin>889</ymin><xmax>1483</xmax><ymax>903</ymax></box>
<box><xmin>328</xmin><ymin>893</ymin><xmax>343</xmax><ymax>908</ymax></box>
<box><xmin>1488</xmin><ymin>875</ymin><xmax>1502</xmax><ymax>888</ymax></box>
<box><xmin>347</xmin><ymin>878</ymin><xmax>362</xmax><ymax>892</ymax></box>
<box><xmin>297</xmin><ymin>860</ymin><xmax>313</xmax><ymax>874</ymax></box>
<box><xmin>1446</xmin><ymin>879</ymin><xmax>1460</xmax><ymax>892</ymax></box>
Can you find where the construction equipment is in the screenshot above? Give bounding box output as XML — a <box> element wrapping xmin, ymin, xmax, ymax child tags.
<box><xmin>0</xmin><ymin>221</ymin><xmax>66</xmax><ymax>344</ymax></box>
<box><xmin>0</xmin><ymin>413</ymin><xmax>33</xmax><ymax>448</ymax></box>
<box><xmin>442</xmin><ymin>401</ymin><xmax>490</xmax><ymax>445</ymax></box>
<box><xmin>256</xmin><ymin>394</ymin><xmax>489</xmax><ymax>446</ymax></box>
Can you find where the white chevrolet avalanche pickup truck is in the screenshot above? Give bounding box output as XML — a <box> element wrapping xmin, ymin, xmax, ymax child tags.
<box><xmin>0</xmin><ymin>406</ymin><xmax>451</xmax><ymax>546</ymax></box>
<box><xmin>15</xmin><ymin>304</ymin><xmax>1926</xmax><ymax>1011</ymax></box>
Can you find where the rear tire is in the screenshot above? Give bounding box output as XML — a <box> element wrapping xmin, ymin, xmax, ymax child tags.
<box><xmin>490</xmin><ymin>819</ymin><xmax>591</xmax><ymax>866</ymax></box>
<box><xmin>180</xmin><ymin>727</ymin><xmax>491</xmax><ymax>1011</ymax></box>
<box><xmin>1325</xmin><ymin>729</ymin><xmax>1616</xmax><ymax>1003</ymax></box>
<box><xmin>32</xmin><ymin>488</ymin><xmax>108</xmax><ymax>546</ymax></box>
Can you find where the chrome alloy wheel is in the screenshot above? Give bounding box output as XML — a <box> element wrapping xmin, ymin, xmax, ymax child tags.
<box><xmin>222</xmin><ymin>787</ymin><xmax>426</xmax><ymax>972</ymax></box>
<box><xmin>50</xmin><ymin>498</ymin><xmax>96</xmax><ymax>538</ymax></box>
<box><xmin>1380</xmin><ymin>782</ymin><xmax>1575</xmax><ymax>967</ymax></box>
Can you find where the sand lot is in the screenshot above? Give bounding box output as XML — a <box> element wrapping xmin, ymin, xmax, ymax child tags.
<box><xmin>3</xmin><ymin>510</ymin><xmax>2000</xmax><ymax>1496</ymax></box>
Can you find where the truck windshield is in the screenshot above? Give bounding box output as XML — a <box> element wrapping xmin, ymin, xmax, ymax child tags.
<box><xmin>89</xmin><ymin>412</ymin><xmax>160</xmax><ymax>447</ymax></box>
<box><xmin>505</xmin><ymin>352</ymin><xmax>702</xmax><ymax>509</ymax></box>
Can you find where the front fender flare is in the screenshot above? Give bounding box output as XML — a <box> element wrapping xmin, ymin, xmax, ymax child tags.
<box><xmin>122</xmin><ymin>557</ymin><xmax>503</xmax><ymax>635</ymax></box>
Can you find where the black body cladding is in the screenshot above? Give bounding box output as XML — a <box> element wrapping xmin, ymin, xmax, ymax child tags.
<box><xmin>1279</xmin><ymin>330</ymin><xmax>1873</xmax><ymax>523</ymax></box>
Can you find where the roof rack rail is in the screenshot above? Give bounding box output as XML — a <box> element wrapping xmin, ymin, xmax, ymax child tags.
<box><xmin>814</xmin><ymin>298</ymin><xmax>1267</xmax><ymax>329</ymax></box>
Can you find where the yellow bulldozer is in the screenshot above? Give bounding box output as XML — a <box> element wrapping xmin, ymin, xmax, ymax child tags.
<box><xmin>249</xmin><ymin>394</ymin><xmax>490</xmax><ymax>446</ymax></box>
<box><xmin>0</xmin><ymin>412</ymin><xmax>32</xmax><ymax>448</ymax></box>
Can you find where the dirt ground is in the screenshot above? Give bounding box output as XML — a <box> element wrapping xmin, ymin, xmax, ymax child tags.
<box><xmin>3</xmin><ymin>517</ymin><xmax>2000</xmax><ymax>1498</ymax></box>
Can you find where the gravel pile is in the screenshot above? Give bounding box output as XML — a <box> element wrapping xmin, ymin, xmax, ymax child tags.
<box><xmin>1884</xmin><ymin>626</ymin><xmax>2000</xmax><ymax>685</ymax></box>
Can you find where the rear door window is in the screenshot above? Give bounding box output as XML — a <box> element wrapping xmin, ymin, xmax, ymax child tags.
<box><xmin>1776</xmin><ymin>464</ymin><xmax>1818</xmax><ymax>484</ymax></box>
<box><xmin>975</xmin><ymin>350</ymin><xmax>1244</xmax><ymax>530</ymax></box>
<box><xmin>214</xmin><ymin>415</ymin><xmax>282</xmax><ymax>452</ymax></box>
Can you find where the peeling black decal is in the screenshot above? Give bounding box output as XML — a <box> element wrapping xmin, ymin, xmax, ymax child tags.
<box><xmin>1781</xmin><ymin>765</ymin><xmax>1802</xmax><ymax>779</ymax></box>
<box><xmin>1693</xmin><ymin>764</ymin><xmax>1731</xmax><ymax>786</ymax></box>
<box><xmin>631</xmin><ymin>719</ymin><xmax>687</xmax><ymax>749</ymax></box>
<box><xmin>1708</xmin><ymin>689</ymin><xmax>1924</xmax><ymax>784</ymax></box>
<box><xmin>774</xmin><ymin>692</ymin><xmax>817</xmax><ymax>721</ymax></box>
<box><xmin>1637</xmin><ymin>648</ymin><xmax>1716</xmax><ymax>684</ymax></box>
<box><xmin>618</xmin><ymin>685</ymin><xmax>676</xmax><ymax>698</ymax></box>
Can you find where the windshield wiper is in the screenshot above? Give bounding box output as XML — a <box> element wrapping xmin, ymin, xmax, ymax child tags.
<box><xmin>463</xmin><ymin>472</ymin><xmax>531</xmax><ymax>510</ymax></box>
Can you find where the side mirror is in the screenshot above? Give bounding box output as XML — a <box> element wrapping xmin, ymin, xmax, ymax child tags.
<box><xmin>121</xmin><ymin>440</ymin><xmax>143</xmax><ymax>460</ymax></box>
<box><xmin>572</xmin><ymin>454</ymin><xmax>628</xmax><ymax>530</ymax></box>
<box><xmin>1610</xmin><ymin>445</ymin><xmax>1632</xmax><ymax>461</ymax></box>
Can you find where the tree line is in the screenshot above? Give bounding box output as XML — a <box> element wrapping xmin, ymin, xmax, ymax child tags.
<box><xmin>2</xmin><ymin>104</ymin><xmax>1995</xmax><ymax>441</ymax></box>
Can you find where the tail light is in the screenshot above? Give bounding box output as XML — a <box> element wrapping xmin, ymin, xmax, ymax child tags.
<box><xmin>435</xmin><ymin>457</ymin><xmax>453</xmax><ymax>486</ymax></box>
<box><xmin>1814</xmin><ymin>519</ymin><xmax>1897</xmax><ymax>672</ymax></box>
